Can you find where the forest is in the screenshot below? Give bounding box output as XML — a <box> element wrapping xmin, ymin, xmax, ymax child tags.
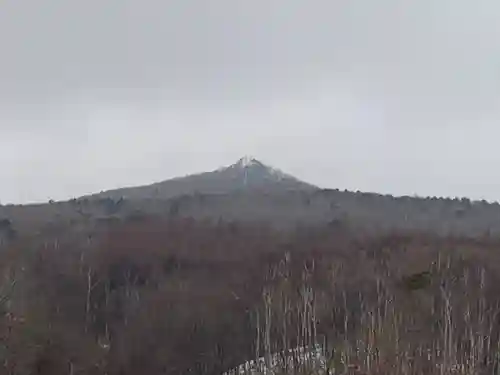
<box><xmin>1</xmin><ymin>215</ymin><xmax>500</xmax><ymax>374</ymax></box>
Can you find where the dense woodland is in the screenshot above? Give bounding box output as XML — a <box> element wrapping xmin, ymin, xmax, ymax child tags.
<box><xmin>1</xmin><ymin>212</ymin><xmax>500</xmax><ymax>374</ymax></box>
<box><xmin>2</xmin><ymin>188</ymin><xmax>500</xmax><ymax>238</ymax></box>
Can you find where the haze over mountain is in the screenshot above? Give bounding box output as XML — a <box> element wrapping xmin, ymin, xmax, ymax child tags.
<box><xmin>66</xmin><ymin>156</ymin><xmax>499</xmax><ymax>237</ymax></box>
<box><xmin>2</xmin><ymin>155</ymin><xmax>500</xmax><ymax>239</ymax></box>
<box><xmin>89</xmin><ymin>156</ymin><xmax>318</xmax><ymax>200</ymax></box>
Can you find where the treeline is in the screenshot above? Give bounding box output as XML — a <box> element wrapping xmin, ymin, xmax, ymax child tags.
<box><xmin>1</xmin><ymin>218</ymin><xmax>500</xmax><ymax>374</ymax></box>
<box><xmin>4</xmin><ymin>188</ymin><xmax>500</xmax><ymax>239</ymax></box>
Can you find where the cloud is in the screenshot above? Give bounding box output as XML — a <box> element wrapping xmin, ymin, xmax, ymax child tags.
<box><xmin>1</xmin><ymin>0</ymin><xmax>500</xmax><ymax>203</ymax></box>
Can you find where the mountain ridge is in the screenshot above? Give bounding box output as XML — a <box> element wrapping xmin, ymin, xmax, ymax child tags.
<box><xmin>87</xmin><ymin>156</ymin><xmax>318</xmax><ymax>200</ymax></box>
<box><xmin>3</xmin><ymin>156</ymin><xmax>500</xmax><ymax>238</ymax></box>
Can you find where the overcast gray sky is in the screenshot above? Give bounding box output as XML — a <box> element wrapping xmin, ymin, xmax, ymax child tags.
<box><xmin>1</xmin><ymin>0</ymin><xmax>500</xmax><ymax>204</ymax></box>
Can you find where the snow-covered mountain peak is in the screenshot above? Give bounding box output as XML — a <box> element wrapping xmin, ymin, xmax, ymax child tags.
<box><xmin>226</xmin><ymin>156</ymin><xmax>294</xmax><ymax>182</ymax></box>
<box><xmin>235</xmin><ymin>156</ymin><xmax>259</xmax><ymax>168</ymax></box>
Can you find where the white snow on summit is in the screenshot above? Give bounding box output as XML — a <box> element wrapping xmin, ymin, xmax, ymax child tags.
<box><xmin>235</xmin><ymin>156</ymin><xmax>259</xmax><ymax>168</ymax></box>
<box><xmin>214</xmin><ymin>156</ymin><xmax>303</xmax><ymax>184</ymax></box>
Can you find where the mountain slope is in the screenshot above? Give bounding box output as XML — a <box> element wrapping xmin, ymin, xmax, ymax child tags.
<box><xmin>88</xmin><ymin>156</ymin><xmax>318</xmax><ymax>200</ymax></box>
<box><xmin>3</xmin><ymin>157</ymin><xmax>500</xmax><ymax>238</ymax></box>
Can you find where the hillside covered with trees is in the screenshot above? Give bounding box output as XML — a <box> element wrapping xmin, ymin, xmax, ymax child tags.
<box><xmin>1</xmin><ymin>218</ymin><xmax>500</xmax><ymax>374</ymax></box>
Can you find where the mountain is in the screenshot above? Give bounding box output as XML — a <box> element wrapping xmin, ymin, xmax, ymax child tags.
<box><xmin>6</xmin><ymin>156</ymin><xmax>500</xmax><ymax>238</ymax></box>
<box><xmin>88</xmin><ymin>156</ymin><xmax>318</xmax><ymax>200</ymax></box>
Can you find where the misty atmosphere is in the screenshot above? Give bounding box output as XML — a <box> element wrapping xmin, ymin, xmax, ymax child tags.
<box><xmin>2</xmin><ymin>1</ymin><xmax>500</xmax><ymax>375</ymax></box>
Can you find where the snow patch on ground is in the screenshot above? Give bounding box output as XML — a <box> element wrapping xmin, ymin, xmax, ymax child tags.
<box><xmin>222</xmin><ymin>344</ymin><xmax>328</xmax><ymax>375</ymax></box>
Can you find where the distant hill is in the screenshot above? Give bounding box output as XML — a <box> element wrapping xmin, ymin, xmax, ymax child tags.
<box><xmin>87</xmin><ymin>156</ymin><xmax>318</xmax><ymax>200</ymax></box>
<box><xmin>2</xmin><ymin>156</ymin><xmax>500</xmax><ymax>239</ymax></box>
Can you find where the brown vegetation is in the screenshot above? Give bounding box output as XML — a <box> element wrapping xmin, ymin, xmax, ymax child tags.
<box><xmin>0</xmin><ymin>218</ymin><xmax>500</xmax><ymax>374</ymax></box>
